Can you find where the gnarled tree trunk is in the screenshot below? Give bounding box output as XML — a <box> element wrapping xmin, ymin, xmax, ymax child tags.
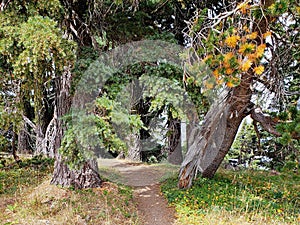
<box><xmin>178</xmin><ymin>0</ymin><xmax>276</xmax><ymax>189</ymax></box>
<box><xmin>179</xmin><ymin>73</ymin><xmax>253</xmax><ymax>188</ymax></box>
<box><xmin>50</xmin><ymin>67</ymin><xmax>102</xmax><ymax>188</ymax></box>
<box><xmin>51</xmin><ymin>157</ymin><xmax>102</xmax><ymax>189</ymax></box>
<box><xmin>18</xmin><ymin>123</ymin><xmax>31</xmax><ymax>154</ymax></box>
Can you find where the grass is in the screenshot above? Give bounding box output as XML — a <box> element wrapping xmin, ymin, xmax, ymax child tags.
<box><xmin>98</xmin><ymin>164</ymin><xmax>123</xmax><ymax>183</ymax></box>
<box><xmin>0</xmin><ymin>155</ymin><xmax>54</xmax><ymax>196</ymax></box>
<box><xmin>0</xmin><ymin>156</ymin><xmax>139</xmax><ymax>225</ymax></box>
<box><xmin>151</xmin><ymin>162</ymin><xmax>180</xmax><ymax>182</ymax></box>
<box><xmin>3</xmin><ymin>155</ymin><xmax>299</xmax><ymax>224</ymax></box>
<box><xmin>161</xmin><ymin>168</ymin><xmax>300</xmax><ymax>225</ymax></box>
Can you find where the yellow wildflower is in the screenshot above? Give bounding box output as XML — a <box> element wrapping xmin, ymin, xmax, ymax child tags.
<box><xmin>225</xmin><ymin>35</ymin><xmax>240</xmax><ymax>48</ymax></box>
<box><xmin>253</xmin><ymin>65</ymin><xmax>265</xmax><ymax>75</ymax></box>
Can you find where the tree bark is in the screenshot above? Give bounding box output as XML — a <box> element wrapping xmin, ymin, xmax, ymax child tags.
<box><xmin>50</xmin><ymin>66</ymin><xmax>102</xmax><ymax>188</ymax></box>
<box><xmin>51</xmin><ymin>157</ymin><xmax>102</xmax><ymax>189</ymax></box>
<box><xmin>12</xmin><ymin>130</ymin><xmax>21</xmax><ymax>163</ymax></box>
<box><xmin>126</xmin><ymin>133</ymin><xmax>141</xmax><ymax>161</ymax></box>
<box><xmin>179</xmin><ymin>73</ymin><xmax>253</xmax><ymax>188</ymax></box>
<box><xmin>18</xmin><ymin>93</ymin><xmax>34</xmax><ymax>154</ymax></box>
<box><xmin>167</xmin><ymin>117</ymin><xmax>183</xmax><ymax>165</ymax></box>
<box><xmin>17</xmin><ymin>123</ymin><xmax>31</xmax><ymax>154</ymax></box>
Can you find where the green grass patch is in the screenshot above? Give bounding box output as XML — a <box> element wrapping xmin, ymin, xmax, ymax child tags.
<box><xmin>0</xmin><ymin>156</ymin><xmax>54</xmax><ymax>196</ymax></box>
<box><xmin>161</xmin><ymin>169</ymin><xmax>300</xmax><ymax>224</ymax></box>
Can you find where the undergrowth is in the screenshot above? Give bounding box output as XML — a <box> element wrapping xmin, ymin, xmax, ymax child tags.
<box><xmin>161</xmin><ymin>169</ymin><xmax>300</xmax><ymax>224</ymax></box>
<box><xmin>0</xmin><ymin>156</ymin><xmax>139</xmax><ymax>225</ymax></box>
<box><xmin>0</xmin><ymin>155</ymin><xmax>54</xmax><ymax>196</ymax></box>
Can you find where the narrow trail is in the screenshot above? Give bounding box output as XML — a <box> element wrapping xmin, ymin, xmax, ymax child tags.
<box><xmin>98</xmin><ymin>159</ymin><xmax>178</xmax><ymax>225</ymax></box>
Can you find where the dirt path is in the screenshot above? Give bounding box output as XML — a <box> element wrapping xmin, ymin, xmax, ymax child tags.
<box><xmin>98</xmin><ymin>159</ymin><xmax>178</xmax><ymax>225</ymax></box>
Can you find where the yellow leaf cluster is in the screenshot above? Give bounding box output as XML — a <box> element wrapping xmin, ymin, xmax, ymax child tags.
<box><xmin>226</xmin><ymin>81</ymin><xmax>235</xmax><ymax>87</ymax></box>
<box><xmin>204</xmin><ymin>80</ymin><xmax>214</xmax><ymax>89</ymax></box>
<box><xmin>213</xmin><ymin>69</ymin><xmax>220</xmax><ymax>78</ymax></box>
<box><xmin>225</xmin><ymin>35</ymin><xmax>240</xmax><ymax>48</ymax></box>
<box><xmin>240</xmin><ymin>60</ymin><xmax>252</xmax><ymax>72</ymax></box>
<box><xmin>253</xmin><ymin>65</ymin><xmax>265</xmax><ymax>75</ymax></box>
<box><xmin>255</xmin><ymin>44</ymin><xmax>266</xmax><ymax>58</ymax></box>
<box><xmin>243</xmin><ymin>25</ymin><xmax>250</xmax><ymax>33</ymax></box>
<box><xmin>263</xmin><ymin>31</ymin><xmax>272</xmax><ymax>39</ymax></box>
<box><xmin>238</xmin><ymin>43</ymin><xmax>255</xmax><ymax>54</ymax></box>
<box><xmin>246</xmin><ymin>32</ymin><xmax>258</xmax><ymax>40</ymax></box>
<box><xmin>239</xmin><ymin>3</ymin><xmax>251</xmax><ymax>14</ymax></box>
<box><xmin>225</xmin><ymin>68</ymin><xmax>234</xmax><ymax>75</ymax></box>
<box><xmin>223</xmin><ymin>52</ymin><xmax>235</xmax><ymax>68</ymax></box>
<box><xmin>226</xmin><ymin>77</ymin><xmax>239</xmax><ymax>88</ymax></box>
<box><xmin>224</xmin><ymin>52</ymin><xmax>234</xmax><ymax>61</ymax></box>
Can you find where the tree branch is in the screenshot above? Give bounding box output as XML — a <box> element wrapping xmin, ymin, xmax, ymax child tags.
<box><xmin>22</xmin><ymin>115</ymin><xmax>36</xmax><ymax>130</ymax></box>
<box><xmin>250</xmin><ymin>107</ymin><xmax>281</xmax><ymax>137</ymax></box>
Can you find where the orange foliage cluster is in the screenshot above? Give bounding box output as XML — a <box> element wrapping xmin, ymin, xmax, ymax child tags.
<box><xmin>204</xmin><ymin>28</ymin><xmax>271</xmax><ymax>88</ymax></box>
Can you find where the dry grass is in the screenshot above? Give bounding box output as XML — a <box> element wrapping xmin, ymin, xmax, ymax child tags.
<box><xmin>2</xmin><ymin>179</ymin><xmax>139</xmax><ymax>225</ymax></box>
<box><xmin>0</xmin><ymin>157</ymin><xmax>140</xmax><ymax>225</ymax></box>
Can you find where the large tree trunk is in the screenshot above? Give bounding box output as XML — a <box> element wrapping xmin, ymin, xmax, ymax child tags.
<box><xmin>167</xmin><ymin>117</ymin><xmax>183</xmax><ymax>165</ymax></box>
<box><xmin>50</xmin><ymin>67</ymin><xmax>102</xmax><ymax>188</ymax></box>
<box><xmin>51</xmin><ymin>157</ymin><xmax>102</xmax><ymax>189</ymax></box>
<box><xmin>18</xmin><ymin>94</ymin><xmax>34</xmax><ymax>154</ymax></box>
<box><xmin>17</xmin><ymin>123</ymin><xmax>31</xmax><ymax>154</ymax></box>
<box><xmin>126</xmin><ymin>133</ymin><xmax>141</xmax><ymax>161</ymax></box>
<box><xmin>178</xmin><ymin>73</ymin><xmax>253</xmax><ymax>188</ymax></box>
<box><xmin>12</xmin><ymin>130</ymin><xmax>21</xmax><ymax>163</ymax></box>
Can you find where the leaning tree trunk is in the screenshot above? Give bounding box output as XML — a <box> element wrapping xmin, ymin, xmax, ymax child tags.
<box><xmin>178</xmin><ymin>73</ymin><xmax>253</xmax><ymax>189</ymax></box>
<box><xmin>50</xmin><ymin>67</ymin><xmax>102</xmax><ymax>188</ymax></box>
<box><xmin>178</xmin><ymin>0</ymin><xmax>275</xmax><ymax>189</ymax></box>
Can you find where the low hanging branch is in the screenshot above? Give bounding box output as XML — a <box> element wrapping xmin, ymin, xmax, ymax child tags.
<box><xmin>250</xmin><ymin>107</ymin><xmax>300</xmax><ymax>140</ymax></box>
<box><xmin>250</xmin><ymin>107</ymin><xmax>281</xmax><ymax>137</ymax></box>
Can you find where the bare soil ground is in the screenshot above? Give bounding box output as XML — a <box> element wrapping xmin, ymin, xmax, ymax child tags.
<box><xmin>98</xmin><ymin>158</ymin><xmax>179</xmax><ymax>225</ymax></box>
